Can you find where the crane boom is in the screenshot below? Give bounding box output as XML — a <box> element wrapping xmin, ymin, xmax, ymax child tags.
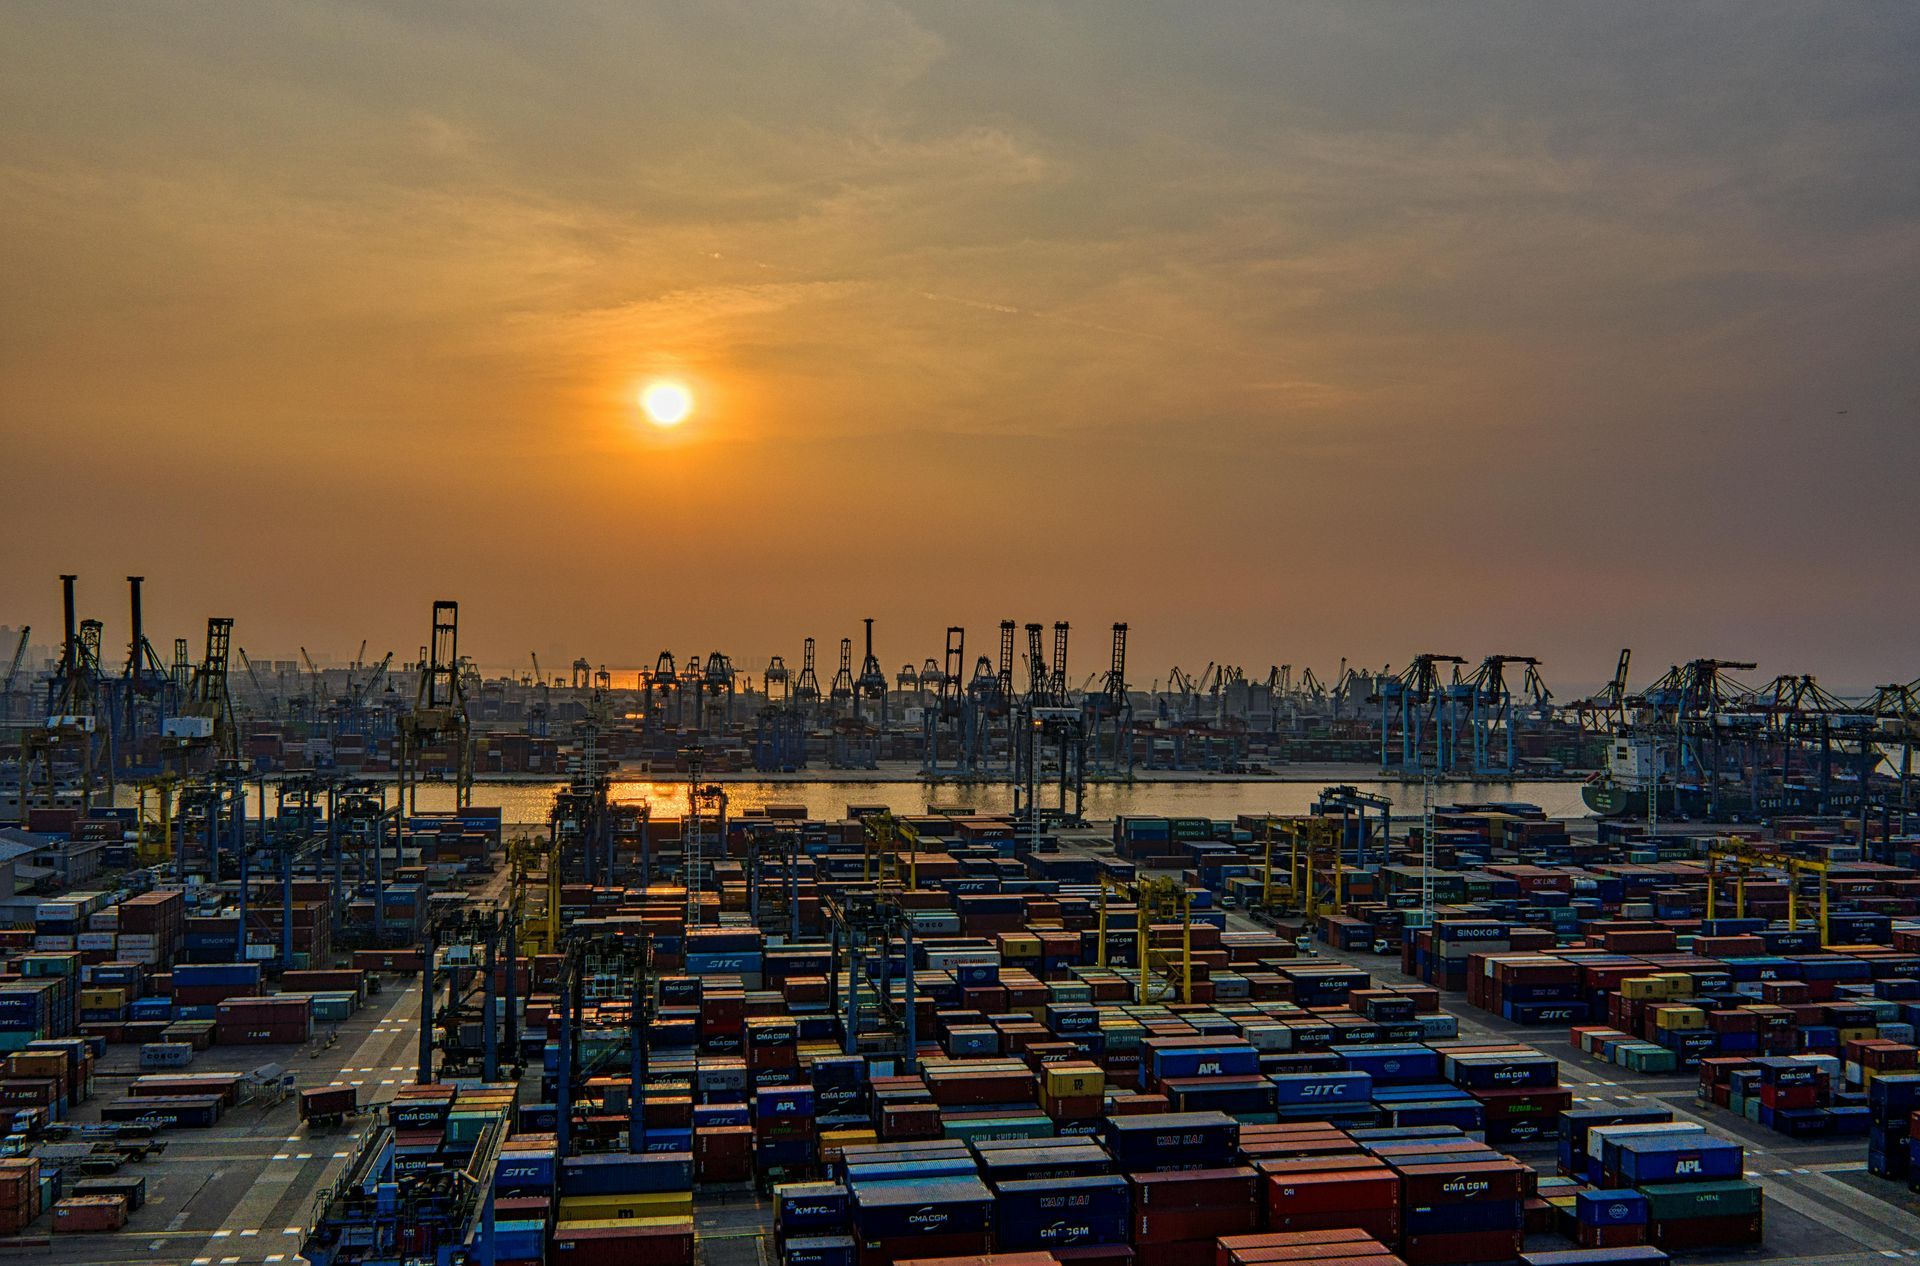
<box><xmin>0</xmin><ymin>626</ymin><xmax>28</xmax><ymax>720</ymax></box>
<box><xmin>1</xmin><ymin>626</ymin><xmax>27</xmax><ymax>694</ymax></box>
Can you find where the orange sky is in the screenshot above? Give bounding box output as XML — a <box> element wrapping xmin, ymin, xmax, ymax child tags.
<box><xmin>3</xmin><ymin>4</ymin><xmax>1916</xmax><ymax>690</ymax></box>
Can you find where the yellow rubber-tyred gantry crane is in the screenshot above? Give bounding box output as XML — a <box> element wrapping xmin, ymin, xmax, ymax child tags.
<box><xmin>1096</xmin><ymin>874</ymin><xmax>1196</xmax><ymax>1004</ymax></box>
<box><xmin>1702</xmin><ymin>839</ymin><xmax>1836</xmax><ymax>942</ymax></box>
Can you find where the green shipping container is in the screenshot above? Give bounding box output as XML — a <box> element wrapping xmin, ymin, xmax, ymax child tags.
<box><xmin>1640</xmin><ymin>1180</ymin><xmax>1764</xmax><ymax>1221</ymax></box>
<box><xmin>940</xmin><ymin>1114</ymin><xmax>1052</xmax><ymax>1143</ymax></box>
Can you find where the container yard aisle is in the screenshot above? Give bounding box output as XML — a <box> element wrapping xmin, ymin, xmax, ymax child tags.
<box><xmin>5</xmin><ymin>974</ymin><xmax>422</xmax><ymax>1266</ymax></box>
<box><xmin>192</xmin><ymin>980</ymin><xmax>423</xmax><ymax>1257</ymax></box>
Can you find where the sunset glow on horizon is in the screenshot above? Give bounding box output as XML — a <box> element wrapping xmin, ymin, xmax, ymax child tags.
<box><xmin>1</xmin><ymin>4</ymin><xmax>1915</xmax><ymax>683</ymax></box>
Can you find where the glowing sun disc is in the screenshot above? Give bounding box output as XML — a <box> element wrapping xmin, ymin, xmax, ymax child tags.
<box><xmin>641</xmin><ymin>381</ymin><xmax>693</xmax><ymax>426</ymax></box>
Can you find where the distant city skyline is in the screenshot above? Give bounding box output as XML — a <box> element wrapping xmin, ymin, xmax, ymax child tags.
<box><xmin>3</xmin><ymin>4</ymin><xmax>1916</xmax><ymax>688</ymax></box>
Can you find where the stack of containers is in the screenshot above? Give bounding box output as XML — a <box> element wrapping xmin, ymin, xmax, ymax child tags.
<box><xmin>553</xmin><ymin>1149</ymin><xmax>694</xmax><ymax>1263</ymax></box>
<box><xmin>774</xmin><ymin>1181</ymin><xmax>852</xmax><ymax>1266</ymax></box>
<box><xmin>491</xmin><ymin>1134</ymin><xmax>555</xmax><ymax>1265</ymax></box>
<box><xmin>1598</xmin><ymin>1129</ymin><xmax>1760</xmax><ymax>1251</ymax></box>
<box><xmin>850</xmin><ymin>1170</ymin><xmax>994</xmax><ymax>1265</ymax></box>
<box><xmin>693</xmin><ymin>1102</ymin><xmax>753</xmax><ymax>1184</ymax></box>
<box><xmin>181</xmin><ymin>915</ymin><xmax>243</xmax><ymax>964</ymax></box>
<box><xmin>1410</xmin><ymin>922</ymin><xmax>1510</xmax><ymax>992</ymax></box>
<box><xmin>0</xmin><ymin>1158</ymin><xmax>42</xmax><ymax>1235</ymax></box>
<box><xmin>1556</xmin><ymin>1108</ymin><xmax>1674</xmax><ymax>1185</ymax></box>
<box><xmin>116</xmin><ymin>890</ymin><xmax>186</xmax><ymax>966</ymax></box>
<box><xmin>213</xmin><ymin>995</ymin><xmax>312</xmax><ymax>1045</ymax></box>
<box><xmin>1253</xmin><ymin>1123</ymin><xmax>1401</xmax><ymax>1246</ymax></box>
<box><xmin>1340</xmin><ymin>1045</ymin><xmax>1482</xmax><ymax>1133</ymax></box>
<box><xmin>1705</xmin><ymin>1055</ymin><xmax>1858</xmax><ymax>1139</ymax></box>
<box><xmin>1572</xmin><ymin>1188</ymin><xmax>1651</xmax><ymax>1249</ymax></box>
<box><xmin>1217</xmin><ymin>1228</ymin><xmax>1403</xmax><ymax>1266</ymax></box>
<box><xmin>985</xmin><ymin>1142</ymin><xmax>1127</xmax><ymax>1252</ymax></box>
<box><xmin>1441</xmin><ymin>1047</ymin><xmax>1571</xmax><ymax>1145</ymax></box>
<box><xmin>1385</xmin><ymin>1139</ymin><xmax>1531</xmax><ymax>1266</ymax></box>
<box><xmin>1107</xmin><ymin>1111</ymin><xmax>1256</xmax><ymax>1266</ymax></box>
<box><xmin>1865</xmin><ymin>1070</ymin><xmax>1920</xmax><ymax>1183</ymax></box>
<box><xmin>755</xmin><ymin>1085</ymin><xmax>817</xmax><ymax>1181</ymax></box>
<box><xmin>170</xmin><ymin>962</ymin><xmax>263</xmax><ymax>1018</ymax></box>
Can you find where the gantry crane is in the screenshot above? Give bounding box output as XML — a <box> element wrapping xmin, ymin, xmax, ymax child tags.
<box><xmin>20</xmin><ymin>576</ymin><xmax>115</xmax><ymax>809</ymax></box>
<box><xmin>854</xmin><ymin>619</ymin><xmax>888</xmax><ymax>726</ymax></box>
<box><xmin>397</xmin><ymin>601</ymin><xmax>473</xmax><ymax>811</ymax></box>
<box><xmin>861</xmin><ymin>810</ymin><xmax>924</xmax><ymax>887</ymax></box>
<box><xmin>1085</xmin><ymin>622</ymin><xmax>1133</xmax><ymax>776</ymax></box>
<box><xmin>1376</xmin><ymin>653</ymin><xmax>1466</xmax><ymax>773</ymax></box>
<box><xmin>1096</xmin><ymin>875</ymin><xmax>1196</xmax><ymax>1003</ymax></box>
<box><xmin>793</xmin><ymin>638</ymin><xmax>822</xmax><ymax>716</ymax></box>
<box><xmin>829</xmin><ymin>637</ymin><xmax>855</xmax><ymax>714</ymax></box>
<box><xmin>0</xmin><ymin>626</ymin><xmax>28</xmax><ymax>723</ymax></box>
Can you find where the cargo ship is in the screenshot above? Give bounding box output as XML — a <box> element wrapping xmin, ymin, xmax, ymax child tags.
<box><xmin>1582</xmin><ymin>733</ymin><xmax>1877</xmax><ymax>821</ymax></box>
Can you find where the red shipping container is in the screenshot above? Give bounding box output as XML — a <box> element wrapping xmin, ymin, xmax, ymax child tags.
<box><xmin>1267</xmin><ymin>1167</ymin><xmax>1401</xmax><ymax>1217</ymax></box>
<box><xmin>1648</xmin><ymin>1214</ymin><xmax>1762</xmax><ymax>1251</ymax></box>
<box><xmin>1400</xmin><ymin>1230</ymin><xmax>1523</xmax><ymax>1266</ymax></box>
<box><xmin>1217</xmin><ymin>1229</ymin><xmax>1378</xmax><ymax>1266</ymax></box>
<box><xmin>1132</xmin><ymin>1242</ymin><xmax>1215</xmax><ymax>1266</ymax></box>
<box><xmin>860</xmin><ymin>1232</ymin><xmax>993</xmax><ymax>1266</ymax></box>
<box><xmin>1577</xmin><ymin>1222</ymin><xmax>1648</xmax><ymax>1249</ymax></box>
<box><xmin>1135</xmin><ymin>1206</ymin><xmax>1260</xmax><ymax>1244</ymax></box>
<box><xmin>553</xmin><ymin>1218</ymin><xmax>693</xmax><ymax>1266</ymax></box>
<box><xmin>1232</xmin><ymin>1255</ymin><xmax>1399</xmax><ymax>1266</ymax></box>
<box><xmin>1132</xmin><ymin>1167</ymin><xmax>1260</xmax><ymax>1211</ymax></box>
<box><xmin>54</xmin><ymin>1195</ymin><xmax>128</xmax><ymax>1233</ymax></box>
<box><xmin>1051</xmin><ymin>1247</ymin><xmax>1133</xmax><ymax>1265</ymax></box>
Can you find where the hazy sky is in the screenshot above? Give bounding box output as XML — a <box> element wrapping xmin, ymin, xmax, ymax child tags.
<box><xmin>3</xmin><ymin>3</ymin><xmax>1916</xmax><ymax>691</ymax></box>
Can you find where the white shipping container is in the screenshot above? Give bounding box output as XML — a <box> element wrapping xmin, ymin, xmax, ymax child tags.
<box><xmin>33</xmin><ymin>935</ymin><xmax>76</xmax><ymax>951</ymax></box>
<box><xmin>77</xmin><ymin>933</ymin><xmax>115</xmax><ymax>951</ymax></box>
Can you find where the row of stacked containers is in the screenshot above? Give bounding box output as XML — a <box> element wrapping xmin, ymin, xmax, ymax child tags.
<box><xmin>766</xmin><ymin>1105</ymin><xmax>1759</xmax><ymax>1265</ymax></box>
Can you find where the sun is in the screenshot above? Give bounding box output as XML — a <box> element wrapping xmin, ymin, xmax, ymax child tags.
<box><xmin>640</xmin><ymin>380</ymin><xmax>694</xmax><ymax>427</ymax></box>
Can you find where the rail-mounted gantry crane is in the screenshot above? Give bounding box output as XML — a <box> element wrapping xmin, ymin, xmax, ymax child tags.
<box><xmin>854</xmin><ymin>618</ymin><xmax>888</xmax><ymax>727</ymax></box>
<box><xmin>1083</xmin><ymin>622</ymin><xmax>1134</xmax><ymax>777</ymax></box>
<box><xmin>397</xmin><ymin>600</ymin><xmax>473</xmax><ymax>812</ymax></box>
<box><xmin>828</xmin><ymin>637</ymin><xmax>855</xmax><ymax>715</ymax></box>
<box><xmin>19</xmin><ymin>576</ymin><xmax>116</xmax><ymax>810</ymax></box>
<box><xmin>1456</xmin><ymin>654</ymin><xmax>1552</xmax><ymax>776</ymax></box>
<box><xmin>0</xmin><ymin>625</ymin><xmax>28</xmax><ymax>724</ymax></box>
<box><xmin>922</xmin><ymin>626</ymin><xmax>973</xmax><ymax>776</ymax></box>
<box><xmin>793</xmin><ymin>637</ymin><xmax>822</xmax><ymax>718</ymax></box>
<box><xmin>1375</xmin><ymin>653</ymin><xmax>1466</xmax><ymax>773</ymax></box>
